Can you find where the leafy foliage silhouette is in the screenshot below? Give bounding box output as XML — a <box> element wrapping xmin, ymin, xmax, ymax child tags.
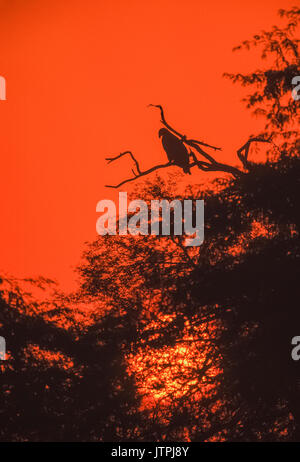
<box><xmin>1</xmin><ymin>7</ymin><xmax>300</xmax><ymax>442</ymax></box>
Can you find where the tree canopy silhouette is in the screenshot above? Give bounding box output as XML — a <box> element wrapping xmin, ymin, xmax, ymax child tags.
<box><xmin>1</xmin><ymin>6</ymin><xmax>300</xmax><ymax>442</ymax></box>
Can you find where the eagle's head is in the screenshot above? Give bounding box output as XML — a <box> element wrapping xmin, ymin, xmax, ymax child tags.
<box><xmin>158</xmin><ymin>128</ymin><xmax>169</xmax><ymax>138</ymax></box>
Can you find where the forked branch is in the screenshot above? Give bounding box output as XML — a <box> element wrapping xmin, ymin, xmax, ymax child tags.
<box><xmin>105</xmin><ymin>105</ymin><xmax>271</xmax><ymax>188</ymax></box>
<box><xmin>105</xmin><ymin>151</ymin><xmax>173</xmax><ymax>188</ymax></box>
<box><xmin>237</xmin><ymin>136</ymin><xmax>272</xmax><ymax>169</ymax></box>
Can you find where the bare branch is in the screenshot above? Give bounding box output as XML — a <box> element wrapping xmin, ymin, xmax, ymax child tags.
<box><xmin>106</xmin><ymin>151</ymin><xmax>141</xmax><ymax>175</ymax></box>
<box><xmin>237</xmin><ymin>137</ymin><xmax>272</xmax><ymax>169</ymax></box>
<box><xmin>105</xmin><ymin>106</ymin><xmax>273</xmax><ymax>188</ymax></box>
<box><xmin>105</xmin><ymin>159</ymin><xmax>173</xmax><ymax>188</ymax></box>
<box><xmin>148</xmin><ymin>104</ymin><xmax>222</xmax><ymax>151</ymax></box>
<box><xmin>105</xmin><ymin>151</ymin><xmax>243</xmax><ymax>188</ymax></box>
<box><xmin>189</xmin><ymin>151</ymin><xmax>243</xmax><ymax>177</ymax></box>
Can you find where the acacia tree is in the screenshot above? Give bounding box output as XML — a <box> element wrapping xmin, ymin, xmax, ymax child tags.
<box><xmin>77</xmin><ymin>7</ymin><xmax>300</xmax><ymax>441</ymax></box>
<box><xmin>0</xmin><ymin>275</ymin><xmax>144</xmax><ymax>442</ymax></box>
<box><xmin>224</xmin><ymin>6</ymin><xmax>300</xmax><ymax>155</ymax></box>
<box><xmin>1</xmin><ymin>7</ymin><xmax>299</xmax><ymax>442</ymax></box>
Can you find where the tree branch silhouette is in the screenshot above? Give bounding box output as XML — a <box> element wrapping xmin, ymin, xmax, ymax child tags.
<box><xmin>237</xmin><ymin>137</ymin><xmax>273</xmax><ymax>169</ymax></box>
<box><xmin>105</xmin><ymin>105</ymin><xmax>271</xmax><ymax>188</ymax></box>
<box><xmin>105</xmin><ymin>151</ymin><xmax>173</xmax><ymax>188</ymax></box>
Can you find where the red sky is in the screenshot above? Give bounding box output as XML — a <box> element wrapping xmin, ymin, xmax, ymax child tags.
<box><xmin>0</xmin><ymin>0</ymin><xmax>296</xmax><ymax>290</ymax></box>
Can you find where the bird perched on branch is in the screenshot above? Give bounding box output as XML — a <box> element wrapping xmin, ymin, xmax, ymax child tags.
<box><xmin>159</xmin><ymin>128</ymin><xmax>191</xmax><ymax>174</ymax></box>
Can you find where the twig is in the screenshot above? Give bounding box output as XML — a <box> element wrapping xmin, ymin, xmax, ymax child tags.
<box><xmin>105</xmin><ymin>151</ymin><xmax>173</xmax><ymax>188</ymax></box>
<box><xmin>237</xmin><ymin>137</ymin><xmax>272</xmax><ymax>169</ymax></box>
<box><xmin>106</xmin><ymin>151</ymin><xmax>141</xmax><ymax>175</ymax></box>
<box><xmin>148</xmin><ymin>104</ymin><xmax>222</xmax><ymax>151</ymax></box>
<box><xmin>104</xmin><ymin>105</ymin><xmax>271</xmax><ymax>188</ymax></box>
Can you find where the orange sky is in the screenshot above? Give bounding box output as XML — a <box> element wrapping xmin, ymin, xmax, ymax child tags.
<box><xmin>0</xmin><ymin>0</ymin><xmax>296</xmax><ymax>289</ymax></box>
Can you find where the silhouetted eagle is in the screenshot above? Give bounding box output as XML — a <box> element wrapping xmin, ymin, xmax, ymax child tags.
<box><xmin>159</xmin><ymin>128</ymin><xmax>191</xmax><ymax>174</ymax></box>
